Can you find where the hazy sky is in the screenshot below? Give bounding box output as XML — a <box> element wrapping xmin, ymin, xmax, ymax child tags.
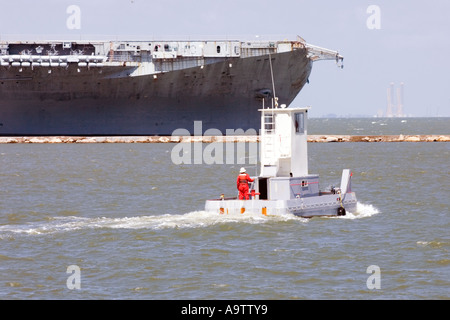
<box><xmin>1</xmin><ymin>0</ymin><xmax>449</xmax><ymax>117</ymax></box>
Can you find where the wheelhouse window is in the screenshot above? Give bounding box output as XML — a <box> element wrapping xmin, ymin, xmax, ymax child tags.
<box><xmin>295</xmin><ymin>112</ymin><xmax>305</xmax><ymax>134</ymax></box>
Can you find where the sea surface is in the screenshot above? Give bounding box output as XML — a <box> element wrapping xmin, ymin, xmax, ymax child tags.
<box><xmin>308</xmin><ymin>117</ymin><xmax>450</xmax><ymax>135</ymax></box>
<box><xmin>0</xmin><ymin>118</ymin><xmax>449</xmax><ymax>300</ymax></box>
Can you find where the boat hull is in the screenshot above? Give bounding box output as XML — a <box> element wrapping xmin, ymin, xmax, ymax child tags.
<box><xmin>0</xmin><ymin>49</ymin><xmax>312</xmax><ymax>136</ymax></box>
<box><xmin>205</xmin><ymin>192</ymin><xmax>358</xmax><ymax>218</ymax></box>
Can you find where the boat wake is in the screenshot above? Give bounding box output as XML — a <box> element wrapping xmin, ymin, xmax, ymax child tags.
<box><xmin>0</xmin><ymin>210</ymin><xmax>302</xmax><ymax>236</ymax></box>
<box><xmin>0</xmin><ymin>202</ymin><xmax>378</xmax><ymax>237</ymax></box>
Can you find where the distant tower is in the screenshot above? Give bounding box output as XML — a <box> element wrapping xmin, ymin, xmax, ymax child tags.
<box><xmin>396</xmin><ymin>82</ymin><xmax>404</xmax><ymax>117</ymax></box>
<box><xmin>386</xmin><ymin>82</ymin><xmax>405</xmax><ymax>117</ymax></box>
<box><xmin>386</xmin><ymin>82</ymin><xmax>394</xmax><ymax>117</ymax></box>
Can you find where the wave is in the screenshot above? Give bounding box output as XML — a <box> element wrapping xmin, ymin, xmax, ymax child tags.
<box><xmin>0</xmin><ymin>202</ymin><xmax>378</xmax><ymax>236</ymax></box>
<box><xmin>331</xmin><ymin>202</ymin><xmax>380</xmax><ymax>220</ymax></box>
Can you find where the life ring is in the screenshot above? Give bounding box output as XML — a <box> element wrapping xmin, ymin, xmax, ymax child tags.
<box><xmin>337</xmin><ymin>207</ymin><xmax>346</xmax><ymax>216</ymax></box>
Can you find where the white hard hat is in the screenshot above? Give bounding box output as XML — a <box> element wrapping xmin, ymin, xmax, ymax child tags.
<box><xmin>240</xmin><ymin>167</ymin><xmax>246</xmax><ymax>173</ymax></box>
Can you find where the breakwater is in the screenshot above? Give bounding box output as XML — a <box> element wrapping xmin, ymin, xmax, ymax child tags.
<box><xmin>1</xmin><ymin>134</ymin><xmax>449</xmax><ymax>143</ymax></box>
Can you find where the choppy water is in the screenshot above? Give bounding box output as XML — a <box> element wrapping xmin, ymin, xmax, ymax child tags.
<box><xmin>309</xmin><ymin>117</ymin><xmax>450</xmax><ymax>135</ymax></box>
<box><xmin>0</xmin><ymin>118</ymin><xmax>449</xmax><ymax>300</ymax></box>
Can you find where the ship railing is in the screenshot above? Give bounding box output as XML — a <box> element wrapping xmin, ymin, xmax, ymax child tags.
<box><xmin>240</xmin><ymin>47</ymin><xmax>276</xmax><ymax>58</ymax></box>
<box><xmin>108</xmin><ymin>51</ymin><xmax>132</xmax><ymax>62</ymax></box>
<box><xmin>108</xmin><ymin>51</ymin><xmax>153</xmax><ymax>63</ymax></box>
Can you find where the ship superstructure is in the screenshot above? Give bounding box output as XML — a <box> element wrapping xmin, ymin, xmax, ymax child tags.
<box><xmin>0</xmin><ymin>37</ymin><xmax>342</xmax><ymax>135</ymax></box>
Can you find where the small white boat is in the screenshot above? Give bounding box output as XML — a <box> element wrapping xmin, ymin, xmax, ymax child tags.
<box><xmin>205</xmin><ymin>102</ymin><xmax>357</xmax><ymax>218</ymax></box>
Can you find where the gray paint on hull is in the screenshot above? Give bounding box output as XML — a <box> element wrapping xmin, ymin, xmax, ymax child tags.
<box><xmin>0</xmin><ymin>49</ymin><xmax>312</xmax><ymax>135</ymax></box>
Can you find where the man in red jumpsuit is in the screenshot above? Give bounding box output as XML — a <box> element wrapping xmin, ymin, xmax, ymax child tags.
<box><xmin>237</xmin><ymin>167</ymin><xmax>254</xmax><ymax>200</ymax></box>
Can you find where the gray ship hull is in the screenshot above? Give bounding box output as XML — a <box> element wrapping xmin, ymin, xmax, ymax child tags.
<box><xmin>0</xmin><ymin>39</ymin><xmax>340</xmax><ymax>136</ymax></box>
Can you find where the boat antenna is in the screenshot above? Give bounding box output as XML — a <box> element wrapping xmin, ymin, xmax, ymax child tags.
<box><xmin>268</xmin><ymin>53</ymin><xmax>278</xmax><ymax>108</ymax></box>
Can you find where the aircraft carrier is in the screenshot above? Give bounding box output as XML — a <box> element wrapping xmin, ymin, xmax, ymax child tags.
<box><xmin>0</xmin><ymin>37</ymin><xmax>343</xmax><ymax>136</ymax></box>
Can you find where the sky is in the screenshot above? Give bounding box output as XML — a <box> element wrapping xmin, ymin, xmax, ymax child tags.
<box><xmin>1</xmin><ymin>0</ymin><xmax>449</xmax><ymax>117</ymax></box>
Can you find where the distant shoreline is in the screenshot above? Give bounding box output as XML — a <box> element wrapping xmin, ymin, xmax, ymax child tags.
<box><xmin>1</xmin><ymin>135</ymin><xmax>449</xmax><ymax>144</ymax></box>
